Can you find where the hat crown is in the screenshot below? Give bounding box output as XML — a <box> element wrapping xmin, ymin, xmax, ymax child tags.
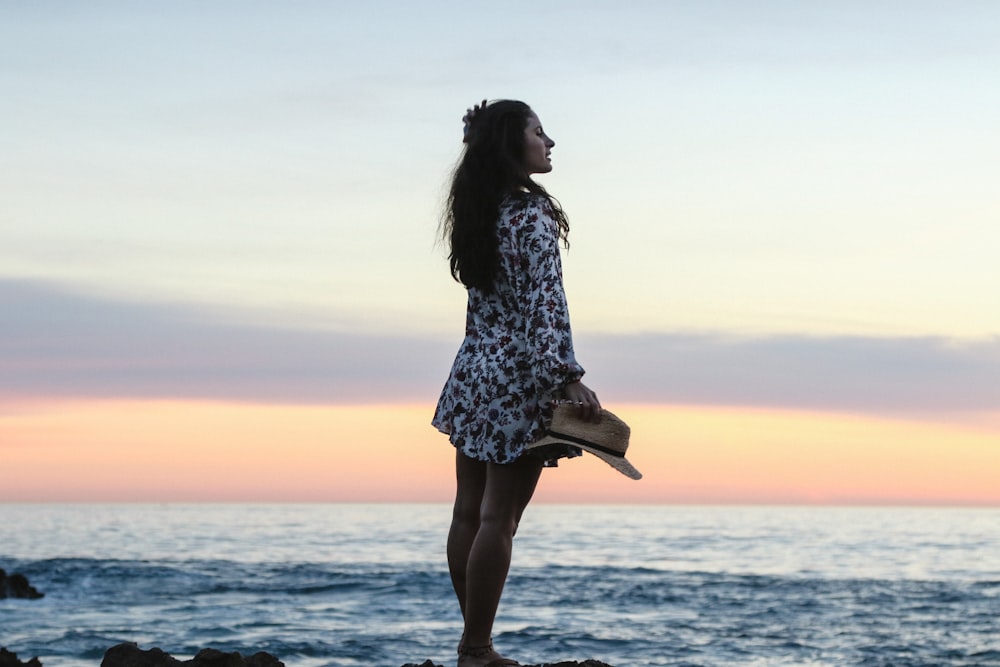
<box><xmin>530</xmin><ymin>405</ymin><xmax>642</xmax><ymax>480</ymax></box>
<box><xmin>548</xmin><ymin>405</ymin><xmax>631</xmax><ymax>454</ymax></box>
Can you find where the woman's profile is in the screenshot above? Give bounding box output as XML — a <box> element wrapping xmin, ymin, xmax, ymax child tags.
<box><xmin>433</xmin><ymin>99</ymin><xmax>601</xmax><ymax>667</ymax></box>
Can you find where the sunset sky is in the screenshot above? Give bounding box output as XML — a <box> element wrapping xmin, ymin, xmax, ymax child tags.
<box><xmin>2</xmin><ymin>1</ymin><xmax>998</xmax><ymax>504</ymax></box>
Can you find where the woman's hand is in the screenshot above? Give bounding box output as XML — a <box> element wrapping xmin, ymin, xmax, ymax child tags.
<box><xmin>462</xmin><ymin>99</ymin><xmax>487</xmax><ymax>143</ymax></box>
<box><xmin>563</xmin><ymin>380</ymin><xmax>602</xmax><ymax>423</ymax></box>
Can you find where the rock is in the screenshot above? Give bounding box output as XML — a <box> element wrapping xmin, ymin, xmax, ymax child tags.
<box><xmin>0</xmin><ymin>648</ymin><xmax>42</xmax><ymax>667</ymax></box>
<box><xmin>188</xmin><ymin>649</ymin><xmax>283</xmax><ymax>667</ymax></box>
<box><xmin>11</xmin><ymin>642</ymin><xmax>611</xmax><ymax>667</ymax></box>
<box><xmin>401</xmin><ymin>661</ymin><xmax>614</xmax><ymax>667</ymax></box>
<box><xmin>0</xmin><ymin>569</ymin><xmax>44</xmax><ymax>599</ymax></box>
<box><xmin>101</xmin><ymin>644</ymin><xmax>283</xmax><ymax>667</ymax></box>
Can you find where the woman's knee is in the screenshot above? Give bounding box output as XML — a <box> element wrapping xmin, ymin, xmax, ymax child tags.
<box><xmin>453</xmin><ymin>452</ymin><xmax>486</xmax><ymax>518</ymax></box>
<box><xmin>478</xmin><ymin>491</ymin><xmax>526</xmax><ymax>535</ymax></box>
<box><xmin>451</xmin><ymin>494</ymin><xmax>482</xmax><ymax>527</ymax></box>
<box><xmin>478</xmin><ymin>505</ymin><xmax>519</xmax><ymax>538</ymax></box>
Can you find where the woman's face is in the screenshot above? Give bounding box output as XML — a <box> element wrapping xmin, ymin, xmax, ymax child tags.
<box><xmin>522</xmin><ymin>112</ymin><xmax>555</xmax><ymax>175</ymax></box>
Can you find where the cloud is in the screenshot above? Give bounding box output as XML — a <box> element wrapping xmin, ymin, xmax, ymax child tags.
<box><xmin>0</xmin><ymin>279</ymin><xmax>453</xmax><ymax>404</ymax></box>
<box><xmin>2</xmin><ymin>279</ymin><xmax>997</xmax><ymax>415</ymax></box>
<box><xmin>578</xmin><ymin>332</ymin><xmax>1000</xmax><ymax>415</ymax></box>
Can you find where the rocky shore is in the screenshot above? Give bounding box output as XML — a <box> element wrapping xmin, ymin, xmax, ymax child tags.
<box><xmin>0</xmin><ymin>649</ymin><xmax>41</xmax><ymax>667</ymax></box>
<box><xmin>0</xmin><ymin>569</ymin><xmax>44</xmax><ymax>600</ymax></box>
<box><xmin>0</xmin><ymin>644</ymin><xmax>615</xmax><ymax>667</ymax></box>
<box><xmin>1</xmin><ymin>570</ymin><xmax>612</xmax><ymax>667</ymax></box>
<box><xmin>401</xmin><ymin>661</ymin><xmax>614</xmax><ymax>667</ymax></box>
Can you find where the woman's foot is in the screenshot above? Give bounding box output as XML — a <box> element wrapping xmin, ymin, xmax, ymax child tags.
<box><xmin>457</xmin><ymin>641</ymin><xmax>520</xmax><ymax>667</ymax></box>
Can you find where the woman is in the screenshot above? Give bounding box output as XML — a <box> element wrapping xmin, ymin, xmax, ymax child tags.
<box><xmin>433</xmin><ymin>99</ymin><xmax>601</xmax><ymax>667</ymax></box>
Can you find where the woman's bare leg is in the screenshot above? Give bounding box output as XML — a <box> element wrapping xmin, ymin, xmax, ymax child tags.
<box><xmin>460</xmin><ymin>455</ymin><xmax>544</xmax><ymax>650</ymax></box>
<box><xmin>447</xmin><ymin>450</ymin><xmax>487</xmax><ymax>619</ymax></box>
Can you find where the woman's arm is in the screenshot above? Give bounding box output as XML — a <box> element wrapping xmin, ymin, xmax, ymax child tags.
<box><xmin>515</xmin><ymin>199</ymin><xmax>601</xmax><ymax>421</ymax></box>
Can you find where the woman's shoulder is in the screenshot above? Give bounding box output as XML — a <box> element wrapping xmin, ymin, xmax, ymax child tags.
<box><xmin>499</xmin><ymin>194</ymin><xmax>558</xmax><ymax>253</ymax></box>
<box><xmin>500</xmin><ymin>192</ymin><xmax>555</xmax><ymax>222</ymax></box>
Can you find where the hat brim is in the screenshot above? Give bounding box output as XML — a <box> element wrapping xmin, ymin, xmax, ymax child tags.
<box><xmin>530</xmin><ymin>432</ymin><xmax>642</xmax><ymax>480</ymax></box>
<box><xmin>526</xmin><ymin>408</ymin><xmax>642</xmax><ymax>480</ymax></box>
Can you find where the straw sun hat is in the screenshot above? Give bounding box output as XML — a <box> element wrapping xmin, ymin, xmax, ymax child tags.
<box><xmin>524</xmin><ymin>404</ymin><xmax>642</xmax><ymax>480</ymax></box>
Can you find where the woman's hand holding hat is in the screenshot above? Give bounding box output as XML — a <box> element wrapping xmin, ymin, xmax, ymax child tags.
<box><xmin>563</xmin><ymin>380</ymin><xmax>602</xmax><ymax>423</ymax></box>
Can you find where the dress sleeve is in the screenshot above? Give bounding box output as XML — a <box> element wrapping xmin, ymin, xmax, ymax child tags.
<box><xmin>513</xmin><ymin>199</ymin><xmax>585</xmax><ymax>394</ymax></box>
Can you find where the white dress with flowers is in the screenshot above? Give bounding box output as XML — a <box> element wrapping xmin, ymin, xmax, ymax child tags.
<box><xmin>432</xmin><ymin>193</ymin><xmax>585</xmax><ymax>464</ymax></box>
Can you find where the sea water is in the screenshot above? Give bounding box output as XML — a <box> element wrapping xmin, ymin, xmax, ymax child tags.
<box><xmin>1</xmin><ymin>504</ymin><xmax>998</xmax><ymax>667</ymax></box>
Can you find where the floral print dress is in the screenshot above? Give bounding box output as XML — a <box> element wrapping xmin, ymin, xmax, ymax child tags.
<box><xmin>432</xmin><ymin>193</ymin><xmax>585</xmax><ymax>464</ymax></box>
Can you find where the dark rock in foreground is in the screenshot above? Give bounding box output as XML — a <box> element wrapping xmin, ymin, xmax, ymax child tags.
<box><xmin>0</xmin><ymin>569</ymin><xmax>44</xmax><ymax>599</ymax></box>
<box><xmin>0</xmin><ymin>648</ymin><xmax>42</xmax><ymax>667</ymax></box>
<box><xmin>101</xmin><ymin>644</ymin><xmax>283</xmax><ymax>667</ymax></box>
<box><xmin>4</xmin><ymin>643</ymin><xmax>611</xmax><ymax>667</ymax></box>
<box><xmin>401</xmin><ymin>660</ymin><xmax>614</xmax><ymax>667</ymax></box>
<box><xmin>101</xmin><ymin>646</ymin><xmax>613</xmax><ymax>667</ymax></box>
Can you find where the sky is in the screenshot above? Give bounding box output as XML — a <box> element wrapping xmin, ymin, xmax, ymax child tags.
<box><xmin>2</xmin><ymin>1</ymin><xmax>998</xmax><ymax>504</ymax></box>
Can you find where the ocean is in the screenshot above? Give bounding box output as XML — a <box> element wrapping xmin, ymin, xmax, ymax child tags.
<box><xmin>1</xmin><ymin>504</ymin><xmax>998</xmax><ymax>667</ymax></box>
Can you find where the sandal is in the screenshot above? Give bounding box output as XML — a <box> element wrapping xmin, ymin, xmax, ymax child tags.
<box><xmin>457</xmin><ymin>641</ymin><xmax>520</xmax><ymax>667</ymax></box>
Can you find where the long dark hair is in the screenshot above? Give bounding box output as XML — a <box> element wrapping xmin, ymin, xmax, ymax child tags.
<box><xmin>442</xmin><ymin>99</ymin><xmax>569</xmax><ymax>292</ymax></box>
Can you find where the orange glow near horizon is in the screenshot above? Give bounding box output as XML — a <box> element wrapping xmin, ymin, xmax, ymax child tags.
<box><xmin>2</xmin><ymin>399</ymin><xmax>998</xmax><ymax>505</ymax></box>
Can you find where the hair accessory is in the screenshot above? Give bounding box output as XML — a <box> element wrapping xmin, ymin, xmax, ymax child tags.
<box><xmin>462</xmin><ymin>98</ymin><xmax>487</xmax><ymax>143</ymax></box>
<box><xmin>524</xmin><ymin>405</ymin><xmax>642</xmax><ymax>480</ymax></box>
